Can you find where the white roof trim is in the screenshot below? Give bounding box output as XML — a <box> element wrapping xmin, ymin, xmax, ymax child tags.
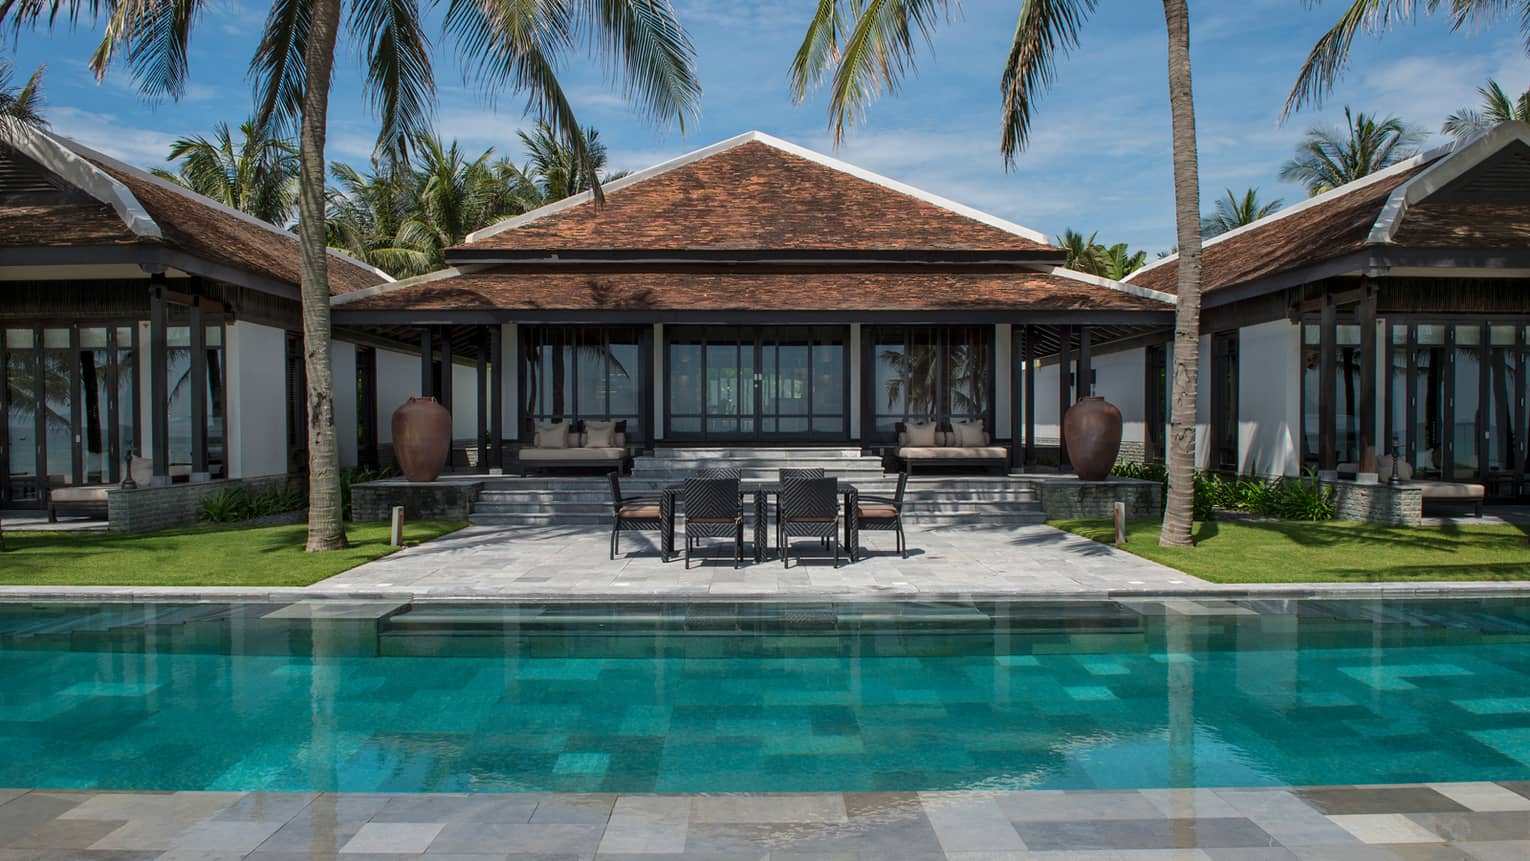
<box><xmin>1368</xmin><ymin>120</ymin><xmax>1530</xmax><ymax>245</ymax></box>
<box><xmin>331</xmin><ymin>264</ymin><xmax>485</xmax><ymax>307</ymax></box>
<box><xmin>465</xmin><ymin>129</ymin><xmax>1053</xmax><ymax>246</ymax></box>
<box><xmin>1125</xmin><ymin>141</ymin><xmax>1454</xmax><ymax>284</ymax></box>
<box><xmin>1</xmin><ymin>121</ymin><xmax>161</xmax><ymax>240</ymax></box>
<box><xmin>58</xmin><ymin>136</ymin><xmax>395</xmax><ymax>283</ymax></box>
<box><xmin>1036</xmin><ymin>265</ymin><xmax>1177</xmax><ymax>305</ymax></box>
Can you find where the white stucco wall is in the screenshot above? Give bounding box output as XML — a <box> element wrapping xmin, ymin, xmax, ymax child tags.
<box><xmin>1030</xmin><ymin>362</ymin><xmax>1062</xmax><ymax>444</ymax></box>
<box><xmin>1091</xmin><ymin>348</ymin><xmax>1146</xmax><ymax>450</ymax></box>
<box><xmin>451</xmin><ymin>362</ymin><xmax>477</xmax><ymax>440</ymax></box>
<box><xmin>224</xmin><ymin>320</ymin><xmax>287</xmax><ymax>479</ymax></box>
<box><xmin>1236</xmin><ymin>319</ymin><xmax>1302</xmax><ymax>477</ymax></box>
<box><xmin>374</xmin><ymin>347</ymin><xmax>419</xmax><ymax>444</ymax></box>
<box><xmin>1195</xmin><ymin>334</ymin><xmax>1212</xmax><ymax>470</ymax></box>
<box><xmin>331</xmin><ymin>341</ymin><xmax>358</xmax><ymax>468</ymax></box>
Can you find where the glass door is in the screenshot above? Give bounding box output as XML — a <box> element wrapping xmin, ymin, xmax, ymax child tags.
<box><xmin>665</xmin><ymin>326</ymin><xmax>847</xmax><ymax>442</ymax></box>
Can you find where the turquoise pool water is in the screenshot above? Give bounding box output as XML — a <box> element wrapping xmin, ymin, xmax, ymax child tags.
<box><xmin>4</xmin><ymin>598</ymin><xmax>1530</xmax><ymax>793</ymax></box>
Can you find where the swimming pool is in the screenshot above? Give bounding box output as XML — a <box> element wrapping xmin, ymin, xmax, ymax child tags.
<box><xmin>4</xmin><ymin>597</ymin><xmax>1530</xmax><ymax>793</ymax></box>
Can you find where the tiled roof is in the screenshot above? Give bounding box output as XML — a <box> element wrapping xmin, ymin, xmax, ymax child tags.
<box><xmin>334</xmin><ymin>265</ymin><xmax>1170</xmax><ymax>313</ymax></box>
<box><xmin>459</xmin><ymin>134</ymin><xmax>1059</xmax><ymax>256</ymax></box>
<box><xmin>1127</xmin><ymin>165</ymin><xmax>1426</xmax><ymax>296</ymax></box>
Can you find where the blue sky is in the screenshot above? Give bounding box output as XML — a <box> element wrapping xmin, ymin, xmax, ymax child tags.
<box><xmin>8</xmin><ymin>0</ymin><xmax>1529</xmax><ymax>252</ymax></box>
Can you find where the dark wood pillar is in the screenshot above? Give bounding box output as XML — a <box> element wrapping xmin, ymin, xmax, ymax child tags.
<box><xmin>1516</xmin><ymin>325</ymin><xmax>1528</xmax><ymax>491</ymax></box>
<box><xmin>419</xmin><ymin>328</ymin><xmax>433</xmax><ymax>398</ymax></box>
<box><xmin>1078</xmin><ymin>326</ymin><xmax>1092</xmax><ymax>397</ymax></box>
<box><xmin>105</xmin><ymin>326</ymin><xmax>121</xmax><ymax>483</ymax></box>
<box><xmin>1318</xmin><ymin>293</ymin><xmax>1337</xmax><ymax>471</ymax></box>
<box><xmin>1023</xmin><ymin>326</ymin><xmax>1036</xmax><ymax>469</ymax></box>
<box><xmin>1009</xmin><ymin>327</ymin><xmax>1022</xmax><ymax>469</ymax></box>
<box><xmin>68</xmin><ymin>325</ymin><xmax>83</xmax><ymax>486</ymax></box>
<box><xmin>439</xmin><ymin>328</ymin><xmax>454</xmax><ymax>418</ymax></box>
<box><xmin>149</xmin><ymin>276</ymin><xmax>170</xmax><ymax>483</ymax></box>
<box><xmin>475</xmin><ymin>330</ymin><xmax>489</xmax><ymax>473</ymax></box>
<box><xmin>490</xmin><ymin>324</ymin><xmax>505</xmax><ymax>471</ymax></box>
<box><xmin>1357</xmin><ymin>281</ymin><xmax>1377</xmax><ymax>474</ymax></box>
<box><xmin>190</xmin><ymin>297</ymin><xmax>209</xmax><ymax>479</ymax></box>
<box><xmin>1057</xmin><ymin>325</ymin><xmax>1072</xmax><ymax>469</ymax></box>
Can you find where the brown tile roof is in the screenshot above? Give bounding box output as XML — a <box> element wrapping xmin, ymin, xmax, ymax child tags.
<box><xmin>1391</xmin><ymin>203</ymin><xmax>1530</xmax><ymax>247</ymax></box>
<box><xmin>335</xmin><ymin>265</ymin><xmax>1169</xmax><ymax>314</ymax></box>
<box><xmin>86</xmin><ymin>156</ymin><xmax>386</xmax><ymax>295</ymax></box>
<box><xmin>1129</xmin><ymin>165</ymin><xmax>1427</xmax><ymax>296</ymax></box>
<box><xmin>459</xmin><ymin>136</ymin><xmax>1059</xmax><ymax>256</ymax></box>
<box><xmin>0</xmin><ymin>203</ymin><xmax>138</xmax><ymax>247</ymax></box>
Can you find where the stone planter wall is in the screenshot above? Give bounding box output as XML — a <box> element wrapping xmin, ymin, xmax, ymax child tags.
<box><xmin>351</xmin><ymin>479</ymin><xmax>484</xmax><ymax>522</ymax></box>
<box><xmin>107</xmin><ymin>475</ymin><xmax>293</xmax><ymax>533</ymax></box>
<box><xmin>1321</xmin><ymin>480</ymin><xmax>1424</xmax><ymax>527</ymax></box>
<box><xmin>1040</xmin><ymin>478</ymin><xmax>1162</xmax><ymax>520</ymax></box>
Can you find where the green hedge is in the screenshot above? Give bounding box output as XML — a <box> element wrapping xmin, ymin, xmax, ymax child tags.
<box><xmin>1109</xmin><ymin>462</ymin><xmax>1335</xmax><ymax>522</ymax></box>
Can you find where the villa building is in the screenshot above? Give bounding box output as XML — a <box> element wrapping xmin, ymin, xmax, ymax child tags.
<box><xmin>3</xmin><ymin>122</ymin><xmax>1527</xmax><ymax>521</ymax></box>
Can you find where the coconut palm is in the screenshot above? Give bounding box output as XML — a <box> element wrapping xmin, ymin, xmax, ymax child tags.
<box><xmin>1056</xmin><ymin>229</ymin><xmax>1107</xmax><ymax>276</ymax></box>
<box><xmin>1286</xmin><ymin>2</ymin><xmax>1526</xmax><ymax>118</ymax></box>
<box><xmin>790</xmin><ymin>0</ymin><xmax>1210</xmax><ymax>546</ymax></box>
<box><xmin>153</xmin><ymin>120</ymin><xmax>300</xmax><ymax>225</ymax></box>
<box><xmin>1444</xmin><ymin>79</ymin><xmax>1530</xmax><ymax>142</ymax></box>
<box><xmin>1201</xmin><ymin>187</ymin><xmax>1282</xmax><ymax>238</ymax></box>
<box><xmin>1279</xmin><ymin>108</ymin><xmax>1423</xmax><ymax>196</ymax></box>
<box><xmin>1099</xmin><ymin>243</ymin><xmax>1148</xmax><ymax>280</ymax></box>
<box><xmin>4</xmin><ymin>0</ymin><xmax>700</xmax><ymax>552</ymax></box>
<box><xmin>0</xmin><ymin>55</ymin><xmax>45</xmax><ymax>127</ymax></box>
<box><xmin>326</xmin><ymin>159</ymin><xmax>435</xmax><ymax>278</ymax></box>
<box><xmin>518</xmin><ymin>121</ymin><xmax>629</xmax><ymax>204</ymax></box>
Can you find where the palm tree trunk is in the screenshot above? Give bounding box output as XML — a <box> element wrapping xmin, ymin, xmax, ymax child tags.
<box><xmin>1159</xmin><ymin>0</ymin><xmax>1204</xmax><ymax>548</ymax></box>
<box><xmin>299</xmin><ymin>0</ymin><xmax>348</xmax><ymax>552</ymax></box>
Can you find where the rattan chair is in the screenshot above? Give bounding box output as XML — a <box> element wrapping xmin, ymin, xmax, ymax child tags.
<box><xmin>683</xmin><ymin>475</ymin><xmax>744</xmax><ymax>568</ymax></box>
<box><xmin>856</xmin><ymin>470</ymin><xmax>909</xmax><ymax>559</ymax></box>
<box><xmin>694</xmin><ymin>467</ymin><xmax>741</xmax><ymax>480</ymax></box>
<box><xmin>607</xmin><ymin>472</ymin><xmax>661</xmax><ymax>560</ymax></box>
<box><xmin>779</xmin><ymin>468</ymin><xmax>827</xmax><ymax>549</ymax></box>
<box><xmin>778</xmin><ymin>476</ymin><xmax>841</xmax><ymax>568</ymax></box>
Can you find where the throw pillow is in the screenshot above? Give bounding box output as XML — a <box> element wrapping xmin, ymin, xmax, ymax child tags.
<box><xmin>536</xmin><ymin>421</ymin><xmax>569</xmax><ymax>449</ymax></box>
<box><xmin>584</xmin><ymin>420</ymin><xmax>616</xmax><ymax>448</ymax></box>
<box><xmin>953</xmin><ymin>420</ymin><xmax>986</xmax><ymax>447</ymax></box>
<box><xmin>129</xmin><ymin>455</ymin><xmax>153</xmax><ymax>486</ymax></box>
<box><xmin>906</xmin><ymin>422</ymin><xmax>937</xmax><ymax>447</ymax></box>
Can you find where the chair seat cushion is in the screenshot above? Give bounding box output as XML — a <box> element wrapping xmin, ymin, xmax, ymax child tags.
<box><xmin>858</xmin><ymin>504</ymin><xmax>899</xmax><ymax>519</ymax></box>
<box><xmin>786</xmin><ymin>516</ymin><xmax>837</xmax><ymax>523</ymax></box>
<box><xmin>521</xmin><ymin>447</ymin><xmax>624</xmax><ymax>461</ymax></box>
<box><xmin>1411</xmin><ymin>480</ymin><xmax>1485</xmax><ymax>499</ymax></box>
<box><xmin>618</xmin><ymin>504</ymin><xmax>660</xmax><ymax>519</ymax></box>
<box><xmin>899</xmin><ymin>446</ymin><xmax>1008</xmax><ymax>459</ymax></box>
<box><xmin>50</xmin><ymin>486</ymin><xmax>111</xmax><ymax>503</ymax></box>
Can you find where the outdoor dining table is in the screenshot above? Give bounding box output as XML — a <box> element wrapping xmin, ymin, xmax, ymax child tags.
<box><xmin>659</xmin><ymin>481</ymin><xmax>860</xmax><ymax>564</ymax></box>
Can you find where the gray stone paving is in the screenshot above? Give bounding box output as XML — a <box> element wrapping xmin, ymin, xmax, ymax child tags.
<box><xmin>311</xmin><ymin>522</ymin><xmax>1203</xmax><ymax>598</ymax></box>
<box><xmin>0</xmin><ymin>784</ymin><xmax>1526</xmax><ymax>859</ymax></box>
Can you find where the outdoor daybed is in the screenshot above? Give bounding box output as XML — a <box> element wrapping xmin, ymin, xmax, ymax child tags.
<box><xmin>47</xmin><ymin>456</ymin><xmax>191</xmax><ymax>521</ymax></box>
<box><xmin>894</xmin><ymin>420</ymin><xmax>1009</xmax><ymax>475</ymax></box>
<box><xmin>1340</xmin><ymin>457</ymin><xmax>1486</xmax><ymax>516</ymax></box>
<box><xmin>518</xmin><ymin>420</ymin><xmax>633</xmax><ymax>475</ymax></box>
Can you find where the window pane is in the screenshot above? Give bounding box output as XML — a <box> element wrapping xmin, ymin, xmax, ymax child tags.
<box><xmin>1454</xmin><ymin>324</ymin><xmax>1481</xmax><ymax>476</ymax></box>
<box><xmin>166</xmin><ymin>326</ymin><xmax>192</xmax><ymax>467</ymax></box>
<box><xmin>811</xmin><ymin>344</ymin><xmax>842</xmax><ymax>415</ymax></box>
<box><xmin>1335</xmin><ymin>325</ymin><xmax>1361</xmax><ymax>464</ymax></box>
<box><xmin>1413</xmin><ymin>343</ymin><xmax>1445</xmax><ymax>478</ymax></box>
<box><xmin>669</xmin><ymin>342</ymin><xmax>701</xmax><ymax>416</ymax></box>
<box><xmin>5</xmin><ymin>335</ymin><xmax>38</xmax><ymax>501</ymax></box>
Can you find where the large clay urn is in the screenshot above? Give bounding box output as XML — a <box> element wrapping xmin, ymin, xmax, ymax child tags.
<box><xmin>1063</xmin><ymin>396</ymin><xmax>1123</xmax><ymax>482</ymax></box>
<box><xmin>391</xmin><ymin>397</ymin><xmax>451</xmax><ymax>482</ymax></box>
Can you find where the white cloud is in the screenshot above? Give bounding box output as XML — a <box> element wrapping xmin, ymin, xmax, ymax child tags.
<box><xmin>45</xmin><ymin>106</ymin><xmax>179</xmax><ymax>167</ymax></box>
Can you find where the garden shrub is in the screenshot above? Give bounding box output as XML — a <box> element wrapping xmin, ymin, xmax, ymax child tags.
<box><xmin>1109</xmin><ymin>462</ymin><xmax>1334</xmax><ymax>522</ymax></box>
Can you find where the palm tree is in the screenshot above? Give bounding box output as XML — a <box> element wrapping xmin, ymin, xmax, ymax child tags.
<box><xmin>1099</xmin><ymin>243</ymin><xmax>1148</xmax><ymax>280</ymax></box>
<box><xmin>1279</xmin><ymin>108</ymin><xmax>1423</xmax><ymax>196</ymax></box>
<box><xmin>791</xmin><ymin>0</ymin><xmax>1209</xmax><ymax>546</ymax></box>
<box><xmin>1201</xmin><ymin>187</ymin><xmax>1282</xmax><ymax>238</ymax></box>
<box><xmin>153</xmin><ymin>120</ymin><xmax>300</xmax><ymax>225</ymax></box>
<box><xmin>518</xmin><ymin>121</ymin><xmax>629</xmax><ymax>204</ymax></box>
<box><xmin>1444</xmin><ymin>79</ymin><xmax>1530</xmax><ymax>142</ymax></box>
<box><xmin>1286</xmin><ymin>1</ymin><xmax>1525</xmax><ymax>119</ymax></box>
<box><xmin>326</xmin><ymin>159</ymin><xmax>436</xmax><ymax>278</ymax></box>
<box><xmin>1056</xmin><ymin>229</ymin><xmax>1107</xmax><ymax>276</ymax></box>
<box><xmin>5</xmin><ymin>0</ymin><xmax>701</xmax><ymax>552</ymax></box>
<box><xmin>0</xmin><ymin>55</ymin><xmax>45</xmax><ymax>127</ymax></box>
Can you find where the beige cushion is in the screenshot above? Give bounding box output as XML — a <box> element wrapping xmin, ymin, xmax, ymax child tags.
<box><xmin>50</xmin><ymin>486</ymin><xmax>110</xmax><ymax>503</ymax></box>
<box><xmin>905</xmin><ymin>422</ymin><xmax>937</xmax><ymax>447</ymax></box>
<box><xmin>130</xmin><ymin>455</ymin><xmax>152</xmax><ymax>486</ymax></box>
<box><xmin>858</xmin><ymin>503</ymin><xmax>899</xmax><ymax>519</ymax></box>
<box><xmin>899</xmin><ymin>445</ymin><xmax>1008</xmax><ymax>459</ymax></box>
<box><xmin>951</xmin><ymin>420</ymin><xmax>986</xmax><ymax>447</ymax></box>
<box><xmin>585</xmin><ymin>420</ymin><xmax>616</xmax><ymax>448</ymax></box>
<box><xmin>535</xmin><ymin>421</ymin><xmax>569</xmax><ymax>449</ymax></box>
<box><xmin>1412</xmin><ymin>480</ymin><xmax>1485</xmax><ymax>500</ymax></box>
<box><xmin>521</xmin><ymin>447</ymin><xmax>624</xmax><ymax>461</ymax></box>
<box><xmin>618</xmin><ymin>503</ymin><xmax>660</xmax><ymax>519</ymax></box>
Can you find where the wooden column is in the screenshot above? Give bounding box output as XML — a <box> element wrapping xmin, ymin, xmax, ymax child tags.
<box><xmin>1516</xmin><ymin>325</ymin><xmax>1527</xmax><ymax>492</ymax></box>
<box><xmin>1357</xmin><ymin>281</ymin><xmax>1377</xmax><ymax>474</ymax></box>
<box><xmin>149</xmin><ymin>276</ymin><xmax>170</xmax><ymax>483</ymax></box>
<box><xmin>490</xmin><ymin>324</ymin><xmax>505</xmax><ymax>471</ymax></box>
<box><xmin>1078</xmin><ymin>326</ymin><xmax>1093</xmax><ymax>397</ymax></box>
<box><xmin>1024</xmin><ymin>326</ymin><xmax>1036</xmax><ymax>469</ymax></box>
<box><xmin>68</xmin><ymin>325</ymin><xmax>83</xmax><ymax>486</ymax></box>
<box><xmin>439</xmin><ymin>329</ymin><xmax>454</xmax><ymax>417</ymax></box>
<box><xmin>419</xmin><ymin>328</ymin><xmax>433</xmax><ymax>398</ymax></box>
<box><xmin>475</xmin><ymin>330</ymin><xmax>489</xmax><ymax>473</ymax></box>
<box><xmin>190</xmin><ymin>297</ymin><xmax>209</xmax><ymax>479</ymax></box>
<box><xmin>1318</xmin><ymin>293</ymin><xmax>1336</xmax><ymax>471</ymax></box>
<box><xmin>105</xmin><ymin>326</ymin><xmax>121</xmax><ymax>483</ymax></box>
<box><xmin>1009</xmin><ymin>327</ymin><xmax>1022</xmax><ymax>469</ymax></box>
<box><xmin>1057</xmin><ymin>325</ymin><xmax>1072</xmax><ymax>469</ymax></box>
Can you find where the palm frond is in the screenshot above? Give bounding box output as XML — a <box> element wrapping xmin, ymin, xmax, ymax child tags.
<box><xmin>248</xmin><ymin>0</ymin><xmax>310</xmax><ymax>139</ymax></box>
<box><xmin>572</xmin><ymin>0</ymin><xmax>699</xmax><ymax>131</ymax></box>
<box><xmin>88</xmin><ymin>0</ymin><xmax>206</xmax><ymax>100</ymax></box>
<box><xmin>1000</xmin><ymin>0</ymin><xmax>1096</xmax><ymax>164</ymax></box>
<box><xmin>1283</xmin><ymin>0</ymin><xmax>1427</xmax><ymax>119</ymax></box>
<box><xmin>788</xmin><ymin>0</ymin><xmax>853</xmax><ymax>103</ymax></box>
<box><xmin>348</xmin><ymin>0</ymin><xmax>434</xmax><ymax>165</ymax></box>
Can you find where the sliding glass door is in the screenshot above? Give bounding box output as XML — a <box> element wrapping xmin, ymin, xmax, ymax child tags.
<box><xmin>864</xmin><ymin>325</ymin><xmax>993</xmax><ymax>445</ymax></box>
<box><xmin>521</xmin><ymin>326</ymin><xmax>648</xmax><ymax>442</ymax></box>
<box><xmin>665</xmin><ymin>326</ymin><xmax>848</xmax><ymax>442</ymax></box>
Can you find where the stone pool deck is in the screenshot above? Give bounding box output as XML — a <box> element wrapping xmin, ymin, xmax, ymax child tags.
<box><xmin>2</xmin><ymin>782</ymin><xmax>1528</xmax><ymax>859</ymax></box>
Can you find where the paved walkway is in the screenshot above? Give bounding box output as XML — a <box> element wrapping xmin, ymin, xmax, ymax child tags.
<box><xmin>2</xmin><ymin>782</ymin><xmax>1527</xmax><ymax>859</ymax></box>
<box><xmin>312</xmin><ymin>523</ymin><xmax>1204</xmax><ymax>598</ymax></box>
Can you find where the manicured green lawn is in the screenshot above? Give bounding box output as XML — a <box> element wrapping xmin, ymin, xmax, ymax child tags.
<box><xmin>0</xmin><ymin>520</ymin><xmax>465</xmax><ymax>587</ymax></box>
<box><xmin>1051</xmin><ymin>518</ymin><xmax>1530</xmax><ymax>583</ymax></box>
